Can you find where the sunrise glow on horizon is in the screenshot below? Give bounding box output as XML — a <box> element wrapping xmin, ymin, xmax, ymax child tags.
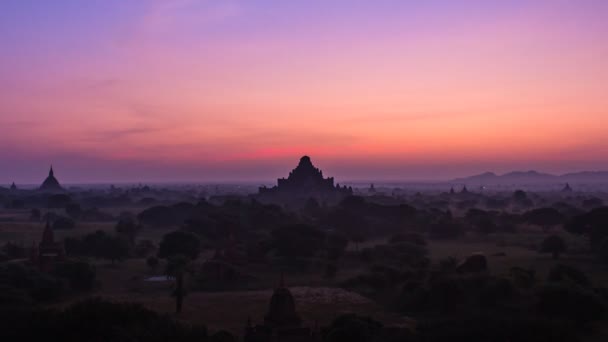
<box><xmin>1</xmin><ymin>0</ymin><xmax>607</xmax><ymax>183</ymax></box>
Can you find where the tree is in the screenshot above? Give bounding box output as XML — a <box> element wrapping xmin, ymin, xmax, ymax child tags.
<box><xmin>540</xmin><ymin>235</ymin><xmax>567</xmax><ymax>259</ymax></box>
<box><xmin>598</xmin><ymin>238</ymin><xmax>608</xmax><ymax>264</ymax></box>
<box><xmin>65</xmin><ymin>203</ymin><xmax>82</xmax><ymax>219</ymax></box>
<box><xmin>52</xmin><ymin>216</ymin><xmax>75</xmax><ymax>230</ymax></box>
<box><xmin>100</xmin><ymin>235</ymin><xmax>130</xmax><ymax>265</ymax></box>
<box><xmin>165</xmin><ymin>255</ymin><xmax>192</xmax><ymax>314</ymax></box>
<box><xmin>523</xmin><ymin>208</ymin><xmax>564</xmax><ymax>232</ymax></box>
<box><xmin>137</xmin><ymin>206</ymin><xmax>177</xmax><ymax>227</ymax></box>
<box><xmin>115</xmin><ymin>219</ymin><xmax>142</xmax><ymax>245</ymax></box>
<box><xmin>146</xmin><ymin>256</ymin><xmax>159</xmax><ymax>270</ymax></box>
<box><xmin>158</xmin><ymin>231</ymin><xmax>201</xmax><ymax>260</ymax></box>
<box><xmin>326</xmin><ymin>233</ymin><xmax>348</xmax><ymax>260</ymax></box>
<box><xmin>135</xmin><ymin>239</ymin><xmax>156</xmax><ymax>258</ymax></box>
<box><xmin>52</xmin><ymin>260</ymin><xmax>96</xmax><ymax>291</ymax></box>
<box><xmin>565</xmin><ymin>207</ymin><xmax>608</xmax><ymax>250</ymax></box>
<box><xmin>47</xmin><ymin>194</ymin><xmax>71</xmax><ymax>209</ymax></box>
<box><xmin>271</xmin><ymin>224</ymin><xmax>325</xmax><ymax>262</ymax></box>
<box><xmin>30</xmin><ymin>208</ymin><xmax>41</xmax><ymax>221</ymax></box>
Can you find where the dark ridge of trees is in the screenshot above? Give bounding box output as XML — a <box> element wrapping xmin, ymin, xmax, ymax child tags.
<box><xmin>138</xmin><ymin>206</ymin><xmax>178</xmax><ymax>227</ymax></box>
<box><xmin>0</xmin><ymin>298</ymin><xmax>209</xmax><ymax>342</ymax></box>
<box><xmin>522</xmin><ymin>207</ymin><xmax>565</xmax><ymax>232</ymax></box>
<box><xmin>64</xmin><ymin>230</ymin><xmax>130</xmax><ymax>264</ymax></box>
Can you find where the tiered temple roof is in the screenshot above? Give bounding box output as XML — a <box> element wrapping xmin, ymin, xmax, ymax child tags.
<box><xmin>259</xmin><ymin>156</ymin><xmax>352</xmax><ymax>199</ymax></box>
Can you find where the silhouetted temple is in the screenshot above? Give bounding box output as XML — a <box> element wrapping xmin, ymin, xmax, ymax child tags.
<box><xmin>10</xmin><ymin>182</ymin><xmax>17</xmax><ymax>191</ymax></box>
<box><xmin>258</xmin><ymin>156</ymin><xmax>352</xmax><ymax>204</ymax></box>
<box><xmin>30</xmin><ymin>220</ymin><xmax>65</xmax><ymax>271</ymax></box>
<box><xmin>40</xmin><ymin>166</ymin><xmax>63</xmax><ymax>192</ymax></box>
<box><xmin>244</xmin><ymin>275</ymin><xmax>319</xmax><ymax>342</ymax></box>
<box><xmin>562</xmin><ymin>183</ymin><xmax>573</xmax><ymax>192</ymax></box>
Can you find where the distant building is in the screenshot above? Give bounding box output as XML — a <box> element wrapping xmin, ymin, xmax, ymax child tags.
<box><xmin>258</xmin><ymin>156</ymin><xmax>352</xmax><ymax>204</ymax></box>
<box><xmin>562</xmin><ymin>183</ymin><xmax>573</xmax><ymax>193</ymax></box>
<box><xmin>30</xmin><ymin>220</ymin><xmax>65</xmax><ymax>271</ymax></box>
<box><xmin>244</xmin><ymin>275</ymin><xmax>320</xmax><ymax>342</ymax></box>
<box><xmin>40</xmin><ymin>166</ymin><xmax>63</xmax><ymax>192</ymax></box>
<box><xmin>10</xmin><ymin>182</ymin><xmax>17</xmax><ymax>191</ymax></box>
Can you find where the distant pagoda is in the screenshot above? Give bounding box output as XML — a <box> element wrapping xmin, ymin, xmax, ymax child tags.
<box><xmin>258</xmin><ymin>156</ymin><xmax>352</xmax><ymax>201</ymax></box>
<box><xmin>562</xmin><ymin>183</ymin><xmax>573</xmax><ymax>193</ymax></box>
<box><xmin>39</xmin><ymin>166</ymin><xmax>63</xmax><ymax>192</ymax></box>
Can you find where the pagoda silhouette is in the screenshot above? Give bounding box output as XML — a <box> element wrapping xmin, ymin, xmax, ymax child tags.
<box><xmin>258</xmin><ymin>156</ymin><xmax>352</xmax><ymax>204</ymax></box>
<box><xmin>39</xmin><ymin>166</ymin><xmax>63</xmax><ymax>192</ymax></box>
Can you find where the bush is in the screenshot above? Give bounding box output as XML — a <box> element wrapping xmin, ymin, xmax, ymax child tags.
<box><xmin>52</xmin><ymin>260</ymin><xmax>96</xmax><ymax>291</ymax></box>
<box><xmin>325</xmin><ymin>264</ymin><xmax>338</xmax><ymax>279</ymax></box>
<box><xmin>137</xmin><ymin>206</ymin><xmax>177</xmax><ymax>227</ymax></box>
<box><xmin>53</xmin><ymin>216</ymin><xmax>75</xmax><ymax>230</ymax></box>
<box><xmin>0</xmin><ymin>263</ymin><xmax>65</xmax><ymax>302</ymax></box>
<box><xmin>147</xmin><ymin>256</ymin><xmax>159</xmax><ymax>269</ymax></box>
<box><xmin>0</xmin><ymin>298</ymin><xmax>209</xmax><ymax>341</ymax></box>
<box><xmin>547</xmin><ymin>264</ymin><xmax>590</xmax><ymax>288</ymax></box>
<box><xmin>540</xmin><ymin>235</ymin><xmax>567</xmax><ymax>259</ymax></box>
<box><xmin>537</xmin><ymin>283</ymin><xmax>605</xmax><ymax>324</ymax></box>
<box><xmin>325</xmin><ymin>314</ymin><xmax>383</xmax><ymax>342</ymax></box>
<box><xmin>158</xmin><ymin>231</ymin><xmax>201</xmax><ymax>260</ymax></box>
<box><xmin>65</xmin><ymin>203</ymin><xmax>82</xmax><ymax>219</ymax></box>
<box><xmin>389</xmin><ymin>233</ymin><xmax>427</xmax><ymax>246</ymax></box>
<box><xmin>429</xmin><ymin>222</ymin><xmax>464</xmax><ymax>240</ymax></box>
<box><xmin>135</xmin><ymin>239</ymin><xmax>156</xmax><ymax>257</ymax></box>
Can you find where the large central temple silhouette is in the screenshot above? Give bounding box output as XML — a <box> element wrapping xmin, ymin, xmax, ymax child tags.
<box><xmin>258</xmin><ymin>156</ymin><xmax>352</xmax><ymax>205</ymax></box>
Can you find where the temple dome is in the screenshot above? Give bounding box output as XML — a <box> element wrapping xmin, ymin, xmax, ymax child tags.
<box><xmin>264</xmin><ymin>276</ymin><xmax>301</xmax><ymax>328</ymax></box>
<box><xmin>40</xmin><ymin>166</ymin><xmax>63</xmax><ymax>192</ymax></box>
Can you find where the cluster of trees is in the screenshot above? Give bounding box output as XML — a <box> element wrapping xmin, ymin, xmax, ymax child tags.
<box><xmin>0</xmin><ymin>260</ymin><xmax>96</xmax><ymax>304</ymax></box>
<box><xmin>0</xmin><ymin>298</ymin><xmax>210</xmax><ymax>342</ymax></box>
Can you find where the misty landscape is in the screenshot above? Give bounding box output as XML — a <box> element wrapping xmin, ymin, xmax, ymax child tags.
<box><xmin>2</xmin><ymin>1</ymin><xmax>608</xmax><ymax>342</ymax></box>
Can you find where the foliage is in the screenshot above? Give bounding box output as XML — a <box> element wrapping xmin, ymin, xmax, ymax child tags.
<box><xmin>158</xmin><ymin>231</ymin><xmax>201</xmax><ymax>260</ymax></box>
<box><xmin>537</xmin><ymin>283</ymin><xmax>605</xmax><ymax>324</ymax></box>
<box><xmin>135</xmin><ymin>239</ymin><xmax>156</xmax><ymax>257</ymax></box>
<box><xmin>51</xmin><ymin>260</ymin><xmax>96</xmax><ymax>291</ymax></box>
<box><xmin>271</xmin><ymin>224</ymin><xmax>325</xmax><ymax>262</ymax></box>
<box><xmin>540</xmin><ymin>235</ymin><xmax>567</xmax><ymax>259</ymax></box>
<box><xmin>147</xmin><ymin>256</ymin><xmax>159</xmax><ymax>269</ymax></box>
<box><xmin>0</xmin><ymin>298</ymin><xmax>209</xmax><ymax>341</ymax></box>
<box><xmin>523</xmin><ymin>208</ymin><xmax>565</xmax><ymax>231</ymax></box>
<box><xmin>53</xmin><ymin>216</ymin><xmax>75</xmax><ymax>230</ymax></box>
<box><xmin>115</xmin><ymin>218</ymin><xmax>142</xmax><ymax>244</ymax></box>
<box><xmin>65</xmin><ymin>202</ymin><xmax>82</xmax><ymax>219</ymax></box>
<box><xmin>0</xmin><ymin>263</ymin><xmax>65</xmax><ymax>302</ymax></box>
<box><xmin>138</xmin><ymin>206</ymin><xmax>178</xmax><ymax>227</ymax></box>
<box><xmin>325</xmin><ymin>314</ymin><xmax>383</xmax><ymax>342</ymax></box>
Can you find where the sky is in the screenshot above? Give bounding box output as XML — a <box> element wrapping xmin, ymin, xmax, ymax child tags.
<box><xmin>1</xmin><ymin>0</ymin><xmax>607</xmax><ymax>184</ymax></box>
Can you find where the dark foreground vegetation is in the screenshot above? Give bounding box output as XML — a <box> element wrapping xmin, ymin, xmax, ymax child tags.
<box><xmin>2</xmin><ymin>181</ymin><xmax>608</xmax><ymax>341</ymax></box>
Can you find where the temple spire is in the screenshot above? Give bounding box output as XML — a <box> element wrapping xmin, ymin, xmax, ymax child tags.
<box><xmin>49</xmin><ymin>165</ymin><xmax>54</xmax><ymax>177</ymax></box>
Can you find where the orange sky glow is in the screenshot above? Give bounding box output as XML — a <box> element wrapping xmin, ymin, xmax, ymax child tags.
<box><xmin>1</xmin><ymin>0</ymin><xmax>607</xmax><ymax>183</ymax></box>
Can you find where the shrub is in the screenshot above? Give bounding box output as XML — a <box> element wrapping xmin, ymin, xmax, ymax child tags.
<box><xmin>52</xmin><ymin>260</ymin><xmax>96</xmax><ymax>291</ymax></box>
<box><xmin>540</xmin><ymin>235</ymin><xmax>567</xmax><ymax>259</ymax></box>
<box><xmin>53</xmin><ymin>216</ymin><xmax>75</xmax><ymax>230</ymax></box>
<box><xmin>537</xmin><ymin>283</ymin><xmax>605</xmax><ymax>324</ymax></box>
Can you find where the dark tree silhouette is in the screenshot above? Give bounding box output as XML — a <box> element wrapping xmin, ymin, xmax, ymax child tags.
<box><xmin>115</xmin><ymin>219</ymin><xmax>142</xmax><ymax>245</ymax></box>
<box><xmin>540</xmin><ymin>235</ymin><xmax>567</xmax><ymax>259</ymax></box>
<box><xmin>271</xmin><ymin>224</ymin><xmax>325</xmax><ymax>263</ymax></box>
<box><xmin>158</xmin><ymin>231</ymin><xmax>201</xmax><ymax>260</ymax></box>
<box><xmin>165</xmin><ymin>255</ymin><xmax>192</xmax><ymax>314</ymax></box>
<box><xmin>65</xmin><ymin>203</ymin><xmax>82</xmax><ymax>219</ymax></box>
<box><xmin>523</xmin><ymin>208</ymin><xmax>564</xmax><ymax>232</ymax></box>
